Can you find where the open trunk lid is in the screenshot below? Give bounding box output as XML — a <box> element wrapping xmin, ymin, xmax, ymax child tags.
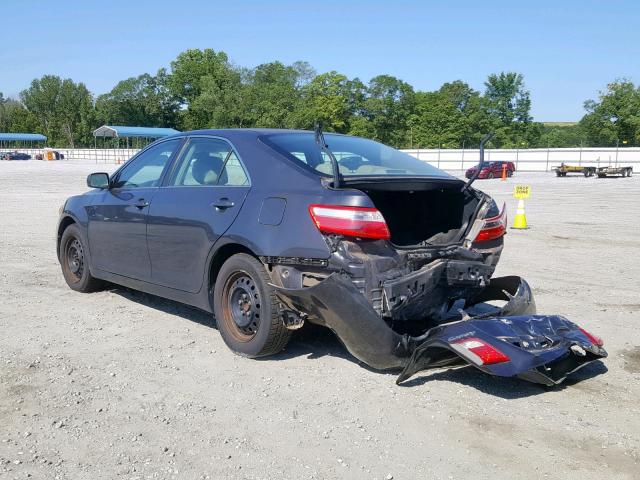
<box><xmin>344</xmin><ymin>178</ymin><xmax>484</xmax><ymax>248</ymax></box>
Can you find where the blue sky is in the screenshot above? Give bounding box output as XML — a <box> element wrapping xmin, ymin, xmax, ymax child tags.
<box><xmin>1</xmin><ymin>0</ymin><xmax>638</xmax><ymax>121</ymax></box>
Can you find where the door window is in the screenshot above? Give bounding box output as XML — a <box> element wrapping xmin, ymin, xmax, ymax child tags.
<box><xmin>113</xmin><ymin>139</ymin><xmax>181</xmax><ymax>188</ymax></box>
<box><xmin>169</xmin><ymin>137</ymin><xmax>249</xmax><ymax>187</ymax></box>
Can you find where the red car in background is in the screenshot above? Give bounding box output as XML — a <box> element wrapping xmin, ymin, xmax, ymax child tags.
<box><xmin>465</xmin><ymin>161</ymin><xmax>515</xmax><ymax>179</ymax></box>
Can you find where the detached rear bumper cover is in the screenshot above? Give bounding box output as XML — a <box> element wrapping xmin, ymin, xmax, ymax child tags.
<box><xmin>275</xmin><ymin>274</ymin><xmax>606</xmax><ymax>386</ymax></box>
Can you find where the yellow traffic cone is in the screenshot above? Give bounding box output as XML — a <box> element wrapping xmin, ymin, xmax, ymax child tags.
<box><xmin>512</xmin><ymin>199</ymin><xmax>528</xmax><ymax>229</ymax></box>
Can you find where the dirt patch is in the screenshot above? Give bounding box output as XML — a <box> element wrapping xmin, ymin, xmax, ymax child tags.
<box><xmin>621</xmin><ymin>347</ymin><xmax>640</xmax><ymax>373</ymax></box>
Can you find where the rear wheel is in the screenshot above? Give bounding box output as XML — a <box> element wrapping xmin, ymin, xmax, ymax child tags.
<box><xmin>487</xmin><ymin>172</ymin><xmax>495</xmax><ymax>179</ymax></box>
<box><xmin>214</xmin><ymin>253</ymin><xmax>291</xmax><ymax>357</ymax></box>
<box><xmin>507</xmin><ymin>170</ymin><xmax>513</xmax><ymax>177</ymax></box>
<box><xmin>60</xmin><ymin>224</ymin><xmax>104</xmax><ymax>292</ymax></box>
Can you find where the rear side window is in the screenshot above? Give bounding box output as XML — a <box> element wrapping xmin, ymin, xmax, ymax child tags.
<box><xmin>169</xmin><ymin>137</ymin><xmax>249</xmax><ymax>187</ymax></box>
<box><xmin>113</xmin><ymin>139</ymin><xmax>181</xmax><ymax>188</ymax></box>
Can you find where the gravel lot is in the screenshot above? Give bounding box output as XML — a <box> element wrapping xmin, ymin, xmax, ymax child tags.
<box><xmin>1</xmin><ymin>160</ymin><xmax>639</xmax><ymax>480</ymax></box>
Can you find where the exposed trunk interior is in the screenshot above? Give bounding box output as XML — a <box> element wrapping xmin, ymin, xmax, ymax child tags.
<box><xmin>353</xmin><ymin>180</ymin><xmax>481</xmax><ymax>247</ymax></box>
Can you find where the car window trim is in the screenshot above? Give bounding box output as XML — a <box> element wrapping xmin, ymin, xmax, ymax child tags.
<box><xmin>110</xmin><ymin>136</ymin><xmax>186</xmax><ymax>190</ymax></box>
<box><xmin>161</xmin><ymin>134</ymin><xmax>251</xmax><ymax>188</ymax></box>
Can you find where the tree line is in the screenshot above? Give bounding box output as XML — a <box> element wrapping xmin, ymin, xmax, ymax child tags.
<box><xmin>0</xmin><ymin>48</ymin><xmax>638</xmax><ymax>149</ymax></box>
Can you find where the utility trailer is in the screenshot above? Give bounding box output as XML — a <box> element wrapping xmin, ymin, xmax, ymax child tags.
<box><xmin>552</xmin><ymin>163</ymin><xmax>596</xmax><ymax>177</ymax></box>
<box><xmin>597</xmin><ymin>166</ymin><xmax>633</xmax><ymax>178</ymax></box>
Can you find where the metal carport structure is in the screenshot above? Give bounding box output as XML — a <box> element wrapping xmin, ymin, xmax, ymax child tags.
<box><xmin>92</xmin><ymin>125</ymin><xmax>180</xmax><ymax>163</ymax></box>
<box><xmin>0</xmin><ymin>132</ymin><xmax>47</xmax><ymax>149</ymax></box>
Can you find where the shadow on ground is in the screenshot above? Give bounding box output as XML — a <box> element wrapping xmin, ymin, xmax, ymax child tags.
<box><xmin>108</xmin><ymin>286</ymin><xmax>609</xmax><ymax>397</ymax></box>
<box><xmin>397</xmin><ymin>360</ymin><xmax>608</xmax><ymax>398</ymax></box>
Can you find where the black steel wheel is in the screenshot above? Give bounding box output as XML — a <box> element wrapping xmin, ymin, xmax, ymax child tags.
<box><xmin>66</xmin><ymin>238</ymin><xmax>85</xmax><ymax>281</ymax></box>
<box><xmin>224</xmin><ymin>272</ymin><xmax>262</xmax><ymax>341</ymax></box>
<box><xmin>214</xmin><ymin>253</ymin><xmax>291</xmax><ymax>357</ymax></box>
<box><xmin>59</xmin><ymin>224</ymin><xmax>104</xmax><ymax>292</ymax></box>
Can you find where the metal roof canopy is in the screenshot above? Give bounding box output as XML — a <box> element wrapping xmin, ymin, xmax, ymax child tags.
<box><xmin>93</xmin><ymin>125</ymin><xmax>180</xmax><ymax>139</ymax></box>
<box><xmin>0</xmin><ymin>133</ymin><xmax>47</xmax><ymax>141</ymax></box>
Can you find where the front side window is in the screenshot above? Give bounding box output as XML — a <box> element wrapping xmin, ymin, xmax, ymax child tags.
<box><xmin>113</xmin><ymin>139</ymin><xmax>181</xmax><ymax>188</ymax></box>
<box><xmin>169</xmin><ymin>137</ymin><xmax>249</xmax><ymax>187</ymax></box>
<box><xmin>261</xmin><ymin>133</ymin><xmax>452</xmax><ymax>179</ymax></box>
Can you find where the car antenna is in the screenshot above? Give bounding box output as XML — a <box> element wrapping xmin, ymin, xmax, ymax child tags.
<box><xmin>314</xmin><ymin>121</ymin><xmax>342</xmax><ymax>188</ymax></box>
<box><xmin>462</xmin><ymin>132</ymin><xmax>494</xmax><ymax>192</ymax></box>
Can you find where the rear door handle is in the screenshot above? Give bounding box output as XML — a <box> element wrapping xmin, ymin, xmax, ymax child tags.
<box><xmin>211</xmin><ymin>198</ymin><xmax>235</xmax><ymax>210</ymax></box>
<box><xmin>135</xmin><ymin>198</ymin><xmax>149</xmax><ymax>209</ymax></box>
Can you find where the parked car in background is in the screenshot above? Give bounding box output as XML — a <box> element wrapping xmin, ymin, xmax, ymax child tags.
<box><xmin>1</xmin><ymin>151</ymin><xmax>32</xmax><ymax>160</ymax></box>
<box><xmin>465</xmin><ymin>161</ymin><xmax>515</xmax><ymax>179</ymax></box>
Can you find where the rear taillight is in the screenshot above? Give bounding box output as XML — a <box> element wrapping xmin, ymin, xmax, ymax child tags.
<box><xmin>451</xmin><ymin>337</ymin><xmax>510</xmax><ymax>365</ymax></box>
<box><xmin>474</xmin><ymin>202</ymin><xmax>507</xmax><ymax>243</ymax></box>
<box><xmin>579</xmin><ymin>327</ymin><xmax>604</xmax><ymax>347</ymax></box>
<box><xmin>308</xmin><ymin>204</ymin><xmax>391</xmax><ymax>240</ymax></box>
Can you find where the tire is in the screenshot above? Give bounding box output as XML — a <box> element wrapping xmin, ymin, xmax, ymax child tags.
<box><xmin>507</xmin><ymin>170</ymin><xmax>513</xmax><ymax>177</ymax></box>
<box><xmin>59</xmin><ymin>224</ymin><xmax>104</xmax><ymax>292</ymax></box>
<box><xmin>214</xmin><ymin>253</ymin><xmax>291</xmax><ymax>357</ymax></box>
<box><xmin>487</xmin><ymin>172</ymin><xmax>495</xmax><ymax>179</ymax></box>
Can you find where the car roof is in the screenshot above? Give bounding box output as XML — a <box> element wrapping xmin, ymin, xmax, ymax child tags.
<box><xmin>173</xmin><ymin>128</ymin><xmax>340</xmax><ymax>140</ymax></box>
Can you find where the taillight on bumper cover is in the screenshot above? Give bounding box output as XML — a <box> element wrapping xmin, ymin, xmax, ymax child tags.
<box><xmin>578</xmin><ymin>327</ymin><xmax>604</xmax><ymax>347</ymax></box>
<box><xmin>309</xmin><ymin>204</ymin><xmax>391</xmax><ymax>240</ymax></box>
<box><xmin>474</xmin><ymin>202</ymin><xmax>507</xmax><ymax>243</ymax></box>
<box><xmin>451</xmin><ymin>337</ymin><xmax>510</xmax><ymax>365</ymax></box>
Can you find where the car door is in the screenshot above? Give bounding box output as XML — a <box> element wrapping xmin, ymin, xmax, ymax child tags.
<box><xmin>88</xmin><ymin>138</ymin><xmax>183</xmax><ymax>281</ymax></box>
<box><xmin>146</xmin><ymin>136</ymin><xmax>251</xmax><ymax>293</ymax></box>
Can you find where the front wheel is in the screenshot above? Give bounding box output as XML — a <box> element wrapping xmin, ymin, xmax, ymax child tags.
<box><xmin>59</xmin><ymin>224</ymin><xmax>104</xmax><ymax>292</ymax></box>
<box><xmin>487</xmin><ymin>172</ymin><xmax>495</xmax><ymax>179</ymax></box>
<box><xmin>214</xmin><ymin>253</ymin><xmax>291</xmax><ymax>357</ymax></box>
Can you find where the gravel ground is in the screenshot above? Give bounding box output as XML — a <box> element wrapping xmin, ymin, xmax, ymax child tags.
<box><xmin>1</xmin><ymin>160</ymin><xmax>639</xmax><ymax>480</ymax></box>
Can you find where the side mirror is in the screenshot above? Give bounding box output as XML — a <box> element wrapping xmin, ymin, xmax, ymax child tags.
<box><xmin>87</xmin><ymin>172</ymin><xmax>110</xmax><ymax>189</ymax></box>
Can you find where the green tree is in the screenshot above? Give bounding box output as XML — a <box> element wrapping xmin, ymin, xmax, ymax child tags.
<box><xmin>96</xmin><ymin>71</ymin><xmax>179</xmax><ymax>129</ymax></box>
<box><xmin>242</xmin><ymin>61</ymin><xmax>304</xmax><ymax>128</ymax></box>
<box><xmin>484</xmin><ymin>72</ymin><xmax>539</xmax><ymax>147</ymax></box>
<box><xmin>20</xmin><ymin>75</ymin><xmax>95</xmax><ymax>146</ymax></box>
<box><xmin>580</xmin><ymin>80</ymin><xmax>640</xmax><ymax>146</ymax></box>
<box><xmin>407</xmin><ymin>82</ymin><xmax>494</xmax><ymax>148</ymax></box>
<box><xmin>361</xmin><ymin>75</ymin><xmax>415</xmax><ymax>147</ymax></box>
<box><xmin>296</xmin><ymin>71</ymin><xmax>365</xmax><ymax>133</ymax></box>
<box><xmin>167</xmin><ymin>48</ymin><xmax>242</xmax><ymax>129</ymax></box>
<box><xmin>0</xmin><ymin>93</ymin><xmax>39</xmax><ymax>133</ymax></box>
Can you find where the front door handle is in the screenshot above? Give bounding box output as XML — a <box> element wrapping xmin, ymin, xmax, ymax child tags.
<box><xmin>135</xmin><ymin>198</ymin><xmax>149</xmax><ymax>209</ymax></box>
<box><xmin>211</xmin><ymin>198</ymin><xmax>235</xmax><ymax>211</ymax></box>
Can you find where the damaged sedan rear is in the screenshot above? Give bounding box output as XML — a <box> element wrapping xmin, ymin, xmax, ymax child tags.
<box><xmin>57</xmin><ymin>128</ymin><xmax>606</xmax><ymax>386</ymax></box>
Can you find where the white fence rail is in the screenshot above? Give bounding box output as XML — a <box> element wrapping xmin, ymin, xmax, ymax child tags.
<box><xmin>2</xmin><ymin>148</ymin><xmax>141</xmax><ymax>164</ymax></box>
<box><xmin>5</xmin><ymin>146</ymin><xmax>640</xmax><ymax>172</ymax></box>
<box><xmin>401</xmin><ymin>147</ymin><xmax>640</xmax><ymax>172</ymax></box>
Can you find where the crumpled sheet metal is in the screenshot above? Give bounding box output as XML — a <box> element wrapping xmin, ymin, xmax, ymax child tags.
<box><xmin>274</xmin><ymin>273</ymin><xmax>606</xmax><ymax>385</ymax></box>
